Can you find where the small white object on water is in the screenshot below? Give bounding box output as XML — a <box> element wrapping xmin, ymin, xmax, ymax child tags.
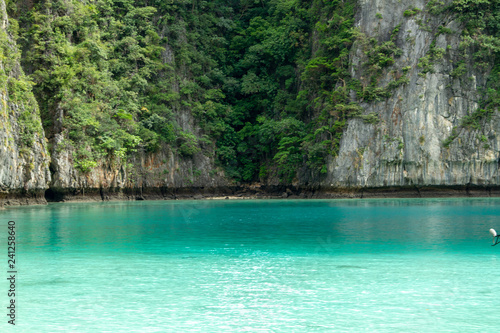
<box><xmin>490</xmin><ymin>229</ymin><xmax>500</xmax><ymax>246</ymax></box>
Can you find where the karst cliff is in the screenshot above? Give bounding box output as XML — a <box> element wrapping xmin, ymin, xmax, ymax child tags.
<box><xmin>0</xmin><ymin>0</ymin><xmax>499</xmax><ymax>204</ymax></box>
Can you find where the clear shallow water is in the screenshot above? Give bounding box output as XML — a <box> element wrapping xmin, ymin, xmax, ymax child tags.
<box><xmin>1</xmin><ymin>198</ymin><xmax>500</xmax><ymax>332</ymax></box>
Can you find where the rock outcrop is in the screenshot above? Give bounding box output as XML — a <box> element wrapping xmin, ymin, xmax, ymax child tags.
<box><xmin>0</xmin><ymin>0</ymin><xmax>50</xmax><ymax>206</ymax></box>
<box><xmin>2</xmin><ymin>0</ymin><xmax>500</xmax><ymax>205</ymax></box>
<box><xmin>328</xmin><ymin>0</ymin><xmax>500</xmax><ymax>188</ymax></box>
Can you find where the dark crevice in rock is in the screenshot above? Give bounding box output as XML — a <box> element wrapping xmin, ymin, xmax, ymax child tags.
<box><xmin>28</xmin><ymin>184</ymin><xmax>500</xmax><ymax>205</ymax></box>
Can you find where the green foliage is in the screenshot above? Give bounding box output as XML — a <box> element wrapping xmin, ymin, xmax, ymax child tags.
<box><xmin>359</xmin><ymin>112</ymin><xmax>380</xmax><ymax>124</ymax></box>
<box><xmin>19</xmin><ymin>0</ymin><xmax>499</xmax><ymax>183</ymax></box>
<box><xmin>75</xmin><ymin>158</ymin><xmax>98</xmax><ymax>173</ymax></box>
<box><xmin>18</xmin><ymin>109</ymin><xmax>43</xmax><ymax>147</ymax></box>
<box><xmin>0</xmin><ymin>15</ymin><xmax>43</xmax><ymax>149</ymax></box>
<box><xmin>351</xmin><ymin>28</ymin><xmax>409</xmax><ymax>101</ymax></box>
<box><xmin>16</xmin><ymin>0</ymin><xmax>165</xmax><ymax>171</ymax></box>
<box><xmin>178</xmin><ymin>132</ymin><xmax>201</xmax><ymax>157</ymax></box>
<box><xmin>208</xmin><ymin>0</ymin><xmax>359</xmax><ymax>181</ymax></box>
<box><xmin>9</xmin><ymin>0</ymin><xmax>366</xmax><ymax>181</ymax></box>
<box><xmin>461</xmin><ymin>108</ymin><xmax>494</xmax><ymax>130</ymax></box>
<box><xmin>426</xmin><ymin>0</ymin><xmax>447</xmax><ymax>15</ymax></box>
<box><xmin>438</xmin><ymin>26</ymin><xmax>453</xmax><ymax>34</ymax></box>
<box><xmin>443</xmin><ymin>127</ymin><xmax>459</xmax><ymax>148</ymax></box>
<box><xmin>397</xmin><ymin>138</ymin><xmax>404</xmax><ymax>150</ymax></box>
<box><xmin>451</xmin><ymin>61</ymin><xmax>467</xmax><ymax>78</ymax></box>
<box><xmin>418</xmin><ymin>40</ymin><xmax>446</xmax><ymax>76</ymax></box>
<box><xmin>441</xmin><ymin>0</ymin><xmax>500</xmax><ymax>149</ymax></box>
<box><xmin>442</xmin><ymin>108</ymin><xmax>493</xmax><ymax>148</ymax></box>
<box><xmin>403</xmin><ymin>8</ymin><xmax>422</xmax><ymax>17</ymax></box>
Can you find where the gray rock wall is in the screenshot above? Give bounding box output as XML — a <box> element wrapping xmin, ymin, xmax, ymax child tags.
<box><xmin>3</xmin><ymin>0</ymin><xmax>500</xmax><ymax>204</ymax></box>
<box><xmin>326</xmin><ymin>0</ymin><xmax>500</xmax><ymax>188</ymax></box>
<box><xmin>0</xmin><ymin>0</ymin><xmax>50</xmax><ymax>205</ymax></box>
<box><xmin>49</xmin><ymin>134</ymin><xmax>228</xmax><ymax>200</ymax></box>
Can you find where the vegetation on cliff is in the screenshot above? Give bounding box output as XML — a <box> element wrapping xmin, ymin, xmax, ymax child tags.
<box><xmin>5</xmin><ymin>0</ymin><xmax>500</xmax><ymax>183</ymax></box>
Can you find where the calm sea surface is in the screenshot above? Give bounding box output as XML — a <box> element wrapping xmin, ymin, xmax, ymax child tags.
<box><xmin>1</xmin><ymin>198</ymin><xmax>500</xmax><ymax>332</ymax></box>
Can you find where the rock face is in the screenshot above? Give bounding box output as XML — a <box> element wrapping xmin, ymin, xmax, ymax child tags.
<box><xmin>0</xmin><ymin>94</ymin><xmax>50</xmax><ymax>205</ymax></box>
<box><xmin>48</xmin><ymin>139</ymin><xmax>228</xmax><ymax>201</ymax></box>
<box><xmin>0</xmin><ymin>0</ymin><xmax>50</xmax><ymax>205</ymax></box>
<box><xmin>2</xmin><ymin>0</ymin><xmax>500</xmax><ymax>204</ymax></box>
<box><xmin>48</xmin><ymin>95</ymin><xmax>229</xmax><ymax>200</ymax></box>
<box><xmin>47</xmin><ymin>13</ymin><xmax>229</xmax><ymax>201</ymax></box>
<box><xmin>327</xmin><ymin>0</ymin><xmax>500</xmax><ymax>188</ymax></box>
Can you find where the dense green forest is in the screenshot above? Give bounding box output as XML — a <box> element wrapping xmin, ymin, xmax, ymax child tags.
<box><xmin>5</xmin><ymin>0</ymin><xmax>500</xmax><ymax>183</ymax></box>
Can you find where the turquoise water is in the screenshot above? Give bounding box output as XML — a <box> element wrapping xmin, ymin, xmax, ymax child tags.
<box><xmin>1</xmin><ymin>198</ymin><xmax>500</xmax><ymax>332</ymax></box>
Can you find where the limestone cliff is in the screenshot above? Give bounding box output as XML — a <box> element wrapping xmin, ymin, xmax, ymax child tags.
<box><xmin>2</xmin><ymin>0</ymin><xmax>500</xmax><ymax>204</ymax></box>
<box><xmin>326</xmin><ymin>0</ymin><xmax>500</xmax><ymax>191</ymax></box>
<box><xmin>46</xmin><ymin>6</ymin><xmax>229</xmax><ymax>201</ymax></box>
<box><xmin>0</xmin><ymin>0</ymin><xmax>50</xmax><ymax>205</ymax></box>
<box><xmin>49</xmin><ymin>138</ymin><xmax>229</xmax><ymax>201</ymax></box>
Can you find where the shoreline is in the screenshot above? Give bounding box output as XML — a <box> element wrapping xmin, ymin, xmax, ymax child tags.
<box><xmin>2</xmin><ymin>184</ymin><xmax>500</xmax><ymax>208</ymax></box>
